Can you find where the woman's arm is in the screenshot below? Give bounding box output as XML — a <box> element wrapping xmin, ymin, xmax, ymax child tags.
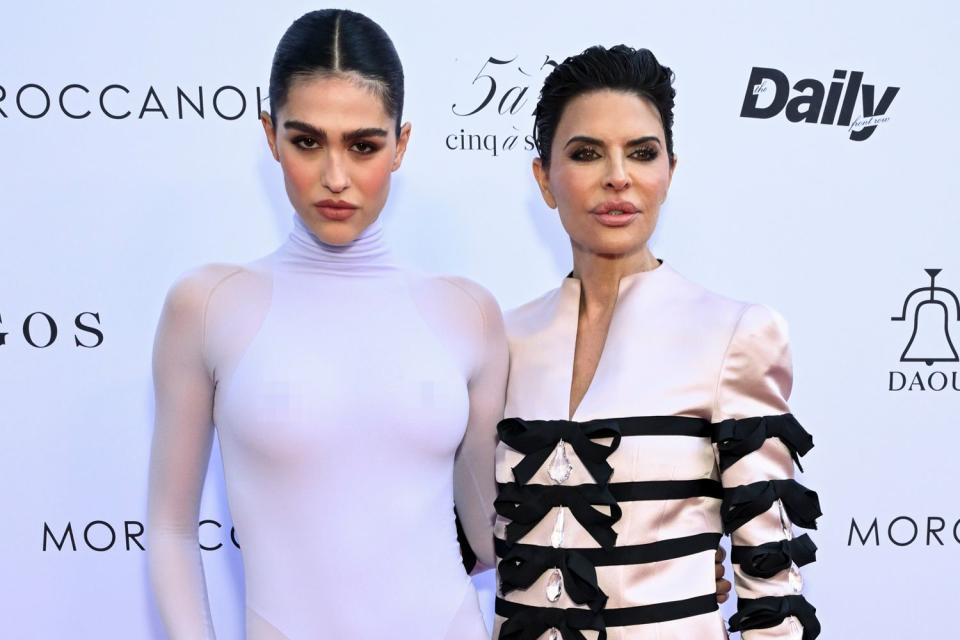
<box><xmin>147</xmin><ymin>269</ymin><xmax>225</xmax><ymax>639</ymax></box>
<box><xmin>448</xmin><ymin>278</ymin><xmax>509</xmax><ymax>573</ymax></box>
<box><xmin>712</xmin><ymin>304</ymin><xmax>821</xmax><ymax>640</ymax></box>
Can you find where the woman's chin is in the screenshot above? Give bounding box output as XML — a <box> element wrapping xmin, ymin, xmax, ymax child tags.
<box><xmin>299</xmin><ymin>213</ymin><xmax>371</xmax><ymax>246</ymax></box>
<box><xmin>576</xmin><ymin>235</ymin><xmax>651</xmax><ymax>259</ymax></box>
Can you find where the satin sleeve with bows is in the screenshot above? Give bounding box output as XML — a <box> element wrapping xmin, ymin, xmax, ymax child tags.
<box><xmin>712</xmin><ymin>304</ymin><xmax>821</xmax><ymax>640</ymax></box>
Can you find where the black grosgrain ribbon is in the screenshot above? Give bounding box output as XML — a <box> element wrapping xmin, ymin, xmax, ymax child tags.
<box><xmin>495</xmin><ymin>483</ymin><xmax>621</xmax><ymax>547</ymax></box>
<box><xmin>498</xmin><ymin>605</ymin><xmax>606</xmax><ymax>640</ymax></box>
<box><xmin>713</xmin><ymin>414</ymin><xmax>815</xmax><ymax>472</ymax></box>
<box><xmin>721</xmin><ymin>479</ymin><xmax>821</xmax><ymax>534</ymax></box>
<box><xmin>497</xmin><ymin>417</ymin><xmax>622</xmax><ymax>485</ymax></box>
<box><xmin>732</xmin><ymin>533</ymin><xmax>818</xmax><ymax>578</ymax></box>
<box><xmin>729</xmin><ymin>595</ymin><xmax>821</xmax><ymax>640</ymax></box>
<box><xmin>498</xmin><ymin>545</ymin><xmax>607</xmax><ymax>611</ymax></box>
<box><xmin>496</xmin><ymin>532</ymin><xmax>722</xmax><ymax>568</ymax></box>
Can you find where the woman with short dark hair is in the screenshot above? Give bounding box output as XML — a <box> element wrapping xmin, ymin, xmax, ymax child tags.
<box><xmin>493</xmin><ymin>45</ymin><xmax>821</xmax><ymax>640</ymax></box>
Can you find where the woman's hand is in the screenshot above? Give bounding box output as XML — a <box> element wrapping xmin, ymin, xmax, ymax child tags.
<box><xmin>715</xmin><ymin>546</ymin><xmax>732</xmax><ymax>604</ymax></box>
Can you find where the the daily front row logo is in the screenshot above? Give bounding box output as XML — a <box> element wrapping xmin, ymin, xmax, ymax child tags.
<box><xmin>741</xmin><ymin>67</ymin><xmax>899</xmax><ymax>141</ymax></box>
<box><xmin>889</xmin><ymin>268</ymin><xmax>959</xmax><ymax>391</ymax></box>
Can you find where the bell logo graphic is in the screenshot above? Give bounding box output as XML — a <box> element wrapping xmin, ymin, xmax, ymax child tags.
<box><xmin>891</xmin><ymin>269</ymin><xmax>959</xmax><ymax>366</ymax></box>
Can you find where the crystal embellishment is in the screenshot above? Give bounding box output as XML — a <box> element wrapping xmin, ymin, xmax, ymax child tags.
<box><xmin>777</xmin><ymin>499</ymin><xmax>794</xmax><ymax>540</ymax></box>
<box><xmin>548</xmin><ymin>439</ymin><xmax>573</xmax><ymax>484</ymax></box>
<box><xmin>550</xmin><ymin>507</ymin><xmax>566</xmax><ymax>548</ymax></box>
<box><xmin>788</xmin><ymin>565</ymin><xmax>804</xmax><ymax>592</ymax></box>
<box><xmin>546</xmin><ymin>568</ymin><xmax>563</xmax><ymax>602</ymax></box>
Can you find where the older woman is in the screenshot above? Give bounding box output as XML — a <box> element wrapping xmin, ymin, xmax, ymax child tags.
<box><xmin>493</xmin><ymin>46</ymin><xmax>820</xmax><ymax>640</ymax></box>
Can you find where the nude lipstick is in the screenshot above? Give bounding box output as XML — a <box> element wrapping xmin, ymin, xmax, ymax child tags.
<box><xmin>590</xmin><ymin>200</ymin><xmax>640</xmax><ymax>227</ymax></box>
<box><xmin>314</xmin><ymin>199</ymin><xmax>358</xmax><ymax>222</ymax></box>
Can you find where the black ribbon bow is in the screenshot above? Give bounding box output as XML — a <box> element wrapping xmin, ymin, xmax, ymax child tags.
<box><xmin>732</xmin><ymin>533</ymin><xmax>818</xmax><ymax>578</ymax></box>
<box><xmin>729</xmin><ymin>594</ymin><xmax>821</xmax><ymax>640</ymax></box>
<box><xmin>721</xmin><ymin>479</ymin><xmax>821</xmax><ymax>534</ymax></box>
<box><xmin>495</xmin><ymin>483</ymin><xmax>621</xmax><ymax>548</ymax></box>
<box><xmin>499</xmin><ymin>545</ymin><xmax>607</xmax><ymax>611</ymax></box>
<box><xmin>497</xmin><ymin>417</ymin><xmax>622</xmax><ymax>485</ymax></box>
<box><xmin>713</xmin><ymin>414</ymin><xmax>814</xmax><ymax>472</ymax></box>
<box><xmin>498</xmin><ymin>605</ymin><xmax>606</xmax><ymax>640</ymax></box>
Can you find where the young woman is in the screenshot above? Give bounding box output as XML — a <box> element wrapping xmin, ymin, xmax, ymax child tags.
<box><xmin>146</xmin><ymin>10</ymin><xmax>503</xmax><ymax>639</ymax></box>
<box><xmin>493</xmin><ymin>46</ymin><xmax>821</xmax><ymax>639</ymax></box>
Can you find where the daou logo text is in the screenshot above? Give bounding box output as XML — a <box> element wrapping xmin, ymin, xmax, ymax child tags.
<box><xmin>888</xmin><ymin>269</ymin><xmax>959</xmax><ymax>391</ymax></box>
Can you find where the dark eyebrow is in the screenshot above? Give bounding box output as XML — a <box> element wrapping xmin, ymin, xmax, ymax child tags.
<box><xmin>284</xmin><ymin>120</ymin><xmax>325</xmax><ymax>138</ymax></box>
<box><xmin>563</xmin><ymin>134</ymin><xmax>662</xmax><ymax>149</ymax></box>
<box><xmin>564</xmin><ymin>135</ymin><xmax>603</xmax><ymax>149</ymax></box>
<box><xmin>627</xmin><ymin>136</ymin><xmax>662</xmax><ymax>147</ymax></box>
<box><xmin>342</xmin><ymin>127</ymin><xmax>388</xmax><ymax>142</ymax></box>
<box><xmin>283</xmin><ymin>121</ymin><xmax>388</xmax><ymax>143</ymax></box>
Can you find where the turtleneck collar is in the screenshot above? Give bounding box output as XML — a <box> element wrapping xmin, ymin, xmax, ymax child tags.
<box><xmin>279</xmin><ymin>215</ymin><xmax>396</xmax><ymax>276</ymax></box>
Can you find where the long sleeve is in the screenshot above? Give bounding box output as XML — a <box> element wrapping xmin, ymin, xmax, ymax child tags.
<box><xmin>712</xmin><ymin>304</ymin><xmax>821</xmax><ymax>640</ymax></box>
<box><xmin>147</xmin><ymin>269</ymin><xmax>224</xmax><ymax>640</ymax></box>
<box><xmin>449</xmin><ymin>277</ymin><xmax>509</xmax><ymax>572</ymax></box>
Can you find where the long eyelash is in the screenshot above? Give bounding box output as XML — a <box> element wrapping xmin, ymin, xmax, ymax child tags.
<box><xmin>292</xmin><ymin>135</ymin><xmax>318</xmax><ymax>149</ymax></box>
<box><xmin>353</xmin><ymin>141</ymin><xmax>383</xmax><ymax>154</ymax></box>
<box><xmin>570</xmin><ymin>147</ymin><xmax>599</xmax><ymax>161</ymax></box>
<box><xmin>634</xmin><ymin>146</ymin><xmax>659</xmax><ymax>161</ymax></box>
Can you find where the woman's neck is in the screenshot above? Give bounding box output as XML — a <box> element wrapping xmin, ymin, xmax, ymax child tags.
<box><xmin>571</xmin><ymin>242</ymin><xmax>660</xmax><ymax>315</ymax></box>
<box><xmin>280</xmin><ymin>215</ymin><xmax>395</xmax><ymax>276</ymax></box>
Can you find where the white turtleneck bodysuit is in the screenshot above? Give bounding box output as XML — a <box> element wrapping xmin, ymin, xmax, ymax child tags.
<box><xmin>147</xmin><ymin>217</ymin><xmax>506</xmax><ymax>639</ymax></box>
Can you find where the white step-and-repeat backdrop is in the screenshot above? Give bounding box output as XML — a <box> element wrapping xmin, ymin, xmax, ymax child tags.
<box><xmin>2</xmin><ymin>1</ymin><xmax>956</xmax><ymax>637</ymax></box>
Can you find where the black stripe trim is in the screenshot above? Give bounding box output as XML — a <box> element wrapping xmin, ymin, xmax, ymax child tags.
<box><xmin>497</xmin><ymin>479</ymin><xmax>723</xmax><ymax>503</ymax></box>
<box><xmin>610</xmin><ymin>479</ymin><xmax>723</xmax><ymax>501</ymax></box>
<box><xmin>496</xmin><ymin>593</ymin><xmax>719</xmax><ymax>627</ymax></box>
<box><xmin>495</xmin><ymin>532</ymin><xmax>721</xmax><ymax>567</ymax></box>
<box><xmin>611</xmin><ymin>416</ymin><xmax>713</xmax><ymax>437</ymax></box>
<box><xmin>499</xmin><ymin>415</ymin><xmax>712</xmax><ymax>439</ymax></box>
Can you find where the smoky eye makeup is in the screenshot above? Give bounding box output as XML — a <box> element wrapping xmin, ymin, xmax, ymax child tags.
<box><xmin>570</xmin><ymin>146</ymin><xmax>601</xmax><ymax>162</ymax></box>
<box><xmin>291</xmin><ymin>135</ymin><xmax>321</xmax><ymax>150</ymax></box>
<box><xmin>631</xmin><ymin>144</ymin><xmax>660</xmax><ymax>161</ymax></box>
<box><xmin>350</xmin><ymin>140</ymin><xmax>383</xmax><ymax>155</ymax></box>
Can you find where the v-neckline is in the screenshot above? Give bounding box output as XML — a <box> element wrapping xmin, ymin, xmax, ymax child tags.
<box><xmin>561</xmin><ymin>261</ymin><xmax>668</xmax><ymax>421</ymax></box>
<box><xmin>568</xmin><ymin>290</ymin><xmax>618</xmax><ymax>420</ymax></box>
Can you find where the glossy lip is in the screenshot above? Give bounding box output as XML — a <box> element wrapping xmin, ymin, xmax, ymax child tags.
<box><xmin>314</xmin><ymin>199</ymin><xmax>359</xmax><ymax>222</ymax></box>
<box><xmin>591</xmin><ymin>200</ymin><xmax>638</xmax><ymax>215</ymax></box>
<box><xmin>590</xmin><ymin>200</ymin><xmax>640</xmax><ymax>227</ymax></box>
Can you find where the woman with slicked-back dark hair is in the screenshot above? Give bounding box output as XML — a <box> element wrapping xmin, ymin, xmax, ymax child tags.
<box><xmin>147</xmin><ymin>9</ymin><xmax>503</xmax><ymax>639</ymax></box>
<box><xmin>493</xmin><ymin>45</ymin><xmax>821</xmax><ymax>640</ymax></box>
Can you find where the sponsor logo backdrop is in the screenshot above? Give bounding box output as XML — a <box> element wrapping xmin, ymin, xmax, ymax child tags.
<box><xmin>2</xmin><ymin>1</ymin><xmax>956</xmax><ymax>637</ymax></box>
